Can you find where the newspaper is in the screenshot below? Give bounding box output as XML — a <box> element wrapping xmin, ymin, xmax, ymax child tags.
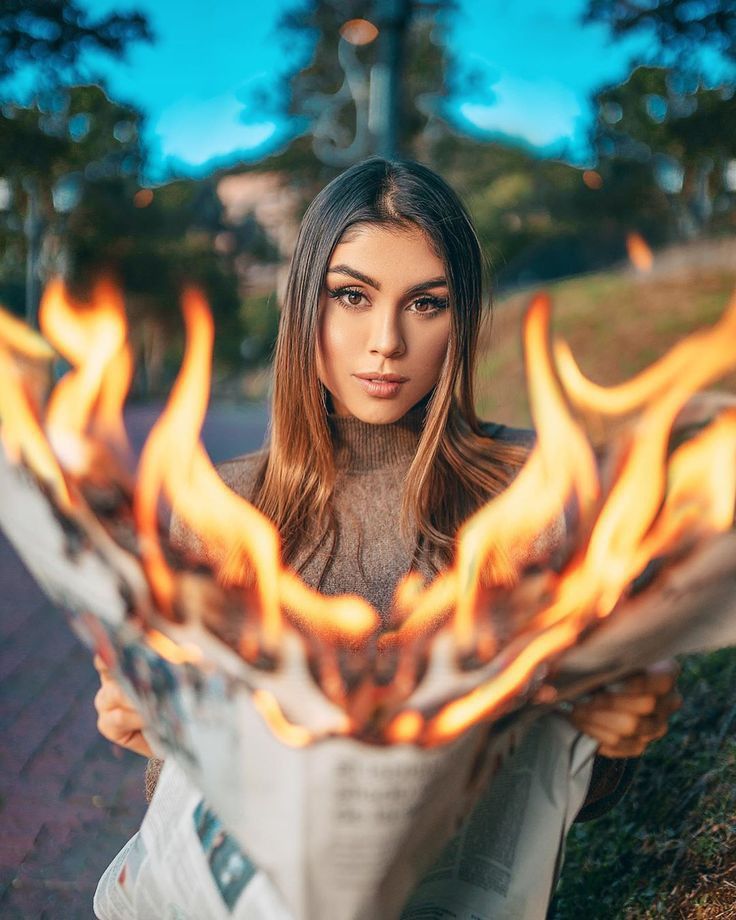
<box><xmin>93</xmin><ymin>715</ymin><xmax>596</xmax><ymax>920</ymax></box>
<box><xmin>1</xmin><ymin>441</ymin><xmax>735</xmax><ymax>920</ymax></box>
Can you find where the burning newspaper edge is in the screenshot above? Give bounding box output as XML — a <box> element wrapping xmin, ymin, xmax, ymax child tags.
<box><xmin>0</xmin><ymin>276</ymin><xmax>735</xmax><ymax>920</ymax></box>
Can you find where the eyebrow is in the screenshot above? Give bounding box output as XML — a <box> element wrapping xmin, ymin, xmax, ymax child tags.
<box><xmin>327</xmin><ymin>264</ymin><xmax>448</xmax><ymax>296</ymax></box>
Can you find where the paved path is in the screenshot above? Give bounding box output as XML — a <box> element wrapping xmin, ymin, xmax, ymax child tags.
<box><xmin>0</xmin><ymin>402</ymin><xmax>269</xmax><ymax>919</ymax></box>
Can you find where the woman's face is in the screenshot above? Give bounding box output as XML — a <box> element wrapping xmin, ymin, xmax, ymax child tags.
<box><xmin>316</xmin><ymin>222</ymin><xmax>451</xmax><ymax>424</ymax></box>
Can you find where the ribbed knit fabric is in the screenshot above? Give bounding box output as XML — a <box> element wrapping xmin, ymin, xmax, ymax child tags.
<box><xmin>214</xmin><ymin>404</ymin><xmax>431</xmax><ymax>621</ymax></box>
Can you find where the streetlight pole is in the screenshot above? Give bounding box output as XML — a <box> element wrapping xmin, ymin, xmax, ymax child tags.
<box><xmin>371</xmin><ymin>0</ymin><xmax>411</xmax><ymax>159</ymax></box>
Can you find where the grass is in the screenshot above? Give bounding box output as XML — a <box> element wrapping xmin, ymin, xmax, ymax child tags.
<box><xmin>554</xmin><ymin>650</ymin><xmax>736</xmax><ymax>919</ymax></box>
<box><xmin>473</xmin><ymin>242</ymin><xmax>736</xmax><ymax>917</ymax></box>
<box><xmin>475</xmin><ymin>259</ymin><xmax>736</xmax><ymax>427</ymax></box>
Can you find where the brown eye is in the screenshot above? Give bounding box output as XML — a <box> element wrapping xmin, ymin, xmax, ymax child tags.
<box><xmin>409</xmin><ymin>296</ymin><xmax>447</xmax><ymax>317</ymax></box>
<box><xmin>346</xmin><ymin>290</ymin><xmax>363</xmax><ymax>306</ymax></box>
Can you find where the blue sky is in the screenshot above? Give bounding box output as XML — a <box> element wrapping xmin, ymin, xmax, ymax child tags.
<box><xmin>76</xmin><ymin>0</ymin><xmax>727</xmax><ymax>180</ymax></box>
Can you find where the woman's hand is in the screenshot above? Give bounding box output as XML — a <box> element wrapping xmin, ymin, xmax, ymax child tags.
<box><xmin>568</xmin><ymin>660</ymin><xmax>682</xmax><ymax>758</ymax></box>
<box><xmin>93</xmin><ymin>655</ymin><xmax>154</xmax><ymax>759</ymax></box>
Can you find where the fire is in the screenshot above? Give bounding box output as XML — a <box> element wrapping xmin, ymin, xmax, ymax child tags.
<box><xmin>626</xmin><ymin>232</ymin><xmax>654</xmax><ymax>273</ymax></box>
<box><xmin>0</xmin><ymin>304</ymin><xmax>71</xmax><ymax>508</ymax></box>
<box><xmin>1</xmin><ymin>276</ymin><xmax>735</xmax><ymax>748</ymax></box>
<box><xmin>40</xmin><ymin>277</ymin><xmax>132</xmax><ymax>471</ymax></box>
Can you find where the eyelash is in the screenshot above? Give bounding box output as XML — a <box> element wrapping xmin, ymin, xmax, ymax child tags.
<box><xmin>327</xmin><ymin>286</ymin><xmax>449</xmax><ymax>318</ymax></box>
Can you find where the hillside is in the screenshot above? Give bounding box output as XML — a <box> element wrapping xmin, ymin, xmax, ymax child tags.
<box><xmin>476</xmin><ymin>237</ymin><xmax>736</xmax><ymax>428</ymax></box>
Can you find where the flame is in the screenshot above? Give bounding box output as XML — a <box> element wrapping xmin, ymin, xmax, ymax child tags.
<box><xmin>555</xmin><ymin>290</ymin><xmax>736</xmax><ymax>417</ymax></box>
<box><xmin>392</xmin><ymin>294</ymin><xmax>599</xmax><ymax>656</ymax></box>
<box><xmin>40</xmin><ymin>277</ymin><xmax>131</xmax><ymax>470</ymax></box>
<box><xmin>386</xmin><ymin>710</ymin><xmax>424</xmax><ymax>744</ymax></box>
<box><xmin>626</xmin><ymin>232</ymin><xmax>654</xmax><ymax>273</ymax></box>
<box><xmin>0</xmin><ymin>307</ymin><xmax>55</xmax><ymax>361</ymax></box>
<box><xmin>146</xmin><ymin>628</ymin><xmax>203</xmax><ymax>665</ymax></box>
<box><xmin>0</xmin><ymin>306</ymin><xmax>72</xmax><ymax>507</ymax></box>
<box><xmin>251</xmin><ymin>690</ymin><xmax>314</xmax><ymax>747</ymax></box>
<box><xmin>2</xmin><ymin>276</ymin><xmax>735</xmax><ymax>749</ymax></box>
<box><xmin>416</xmin><ymin>291</ymin><xmax>736</xmax><ymax>745</ymax></box>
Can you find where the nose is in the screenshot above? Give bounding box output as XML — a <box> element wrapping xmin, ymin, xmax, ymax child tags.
<box><xmin>368</xmin><ymin>305</ymin><xmax>406</xmax><ymax>359</ymax></box>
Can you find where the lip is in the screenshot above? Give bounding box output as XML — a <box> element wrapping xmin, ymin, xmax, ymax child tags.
<box><xmin>354</xmin><ymin>375</ymin><xmax>406</xmax><ymax>398</ymax></box>
<box><xmin>354</xmin><ymin>373</ymin><xmax>409</xmax><ymax>383</ymax></box>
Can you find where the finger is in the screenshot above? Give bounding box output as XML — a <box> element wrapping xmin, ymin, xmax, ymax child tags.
<box><xmin>94</xmin><ymin>681</ymin><xmax>139</xmax><ymax>715</ymax></box>
<box><xmin>568</xmin><ymin>715</ymin><xmax>623</xmax><ymax>747</ymax></box>
<box><xmin>648</xmin><ymin>658</ymin><xmax>681</xmax><ymax>678</ymax></box>
<box><xmin>97</xmin><ymin>706</ymin><xmax>146</xmax><ymax>740</ymax></box>
<box><xmin>577</xmin><ymin>705</ymin><xmax>675</xmax><ymax>746</ymax></box>
<box><xmin>94</xmin><ymin>655</ymin><xmax>115</xmax><ymax>685</ymax></box>
<box><xmin>598</xmin><ymin>737</ymin><xmax>649</xmax><ymax>758</ymax></box>
<box><xmin>574</xmin><ymin>708</ymin><xmax>642</xmax><ymax>739</ymax></box>
<box><xmin>97</xmin><ymin>717</ymin><xmax>151</xmax><ymax>757</ymax></box>
<box><xmin>595</xmin><ymin>692</ymin><xmax>659</xmax><ymax>715</ymax></box>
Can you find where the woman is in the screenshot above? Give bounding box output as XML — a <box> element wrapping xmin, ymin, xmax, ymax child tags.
<box><xmin>94</xmin><ymin>157</ymin><xmax>680</xmax><ymax>894</ymax></box>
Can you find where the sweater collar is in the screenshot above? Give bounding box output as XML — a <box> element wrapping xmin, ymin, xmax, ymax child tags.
<box><xmin>327</xmin><ymin>404</ymin><xmax>425</xmax><ymax>472</ymax></box>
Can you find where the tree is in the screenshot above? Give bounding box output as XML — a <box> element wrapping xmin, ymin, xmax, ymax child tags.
<box><xmin>583</xmin><ymin>0</ymin><xmax>736</xmax><ymax>71</ymax></box>
<box><xmin>0</xmin><ymin>1</ymin><xmax>152</xmax><ymax>324</ymax></box>
<box><xmin>0</xmin><ymin>0</ymin><xmax>152</xmax><ymax>88</ymax></box>
<box><xmin>0</xmin><ymin>82</ymin><xmax>146</xmax><ymax>321</ymax></box>
<box><xmin>591</xmin><ymin>66</ymin><xmax>736</xmax><ymax>236</ymax></box>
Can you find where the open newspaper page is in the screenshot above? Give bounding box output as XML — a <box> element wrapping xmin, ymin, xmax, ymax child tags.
<box><xmin>93</xmin><ymin>716</ymin><xmax>597</xmax><ymax>920</ymax></box>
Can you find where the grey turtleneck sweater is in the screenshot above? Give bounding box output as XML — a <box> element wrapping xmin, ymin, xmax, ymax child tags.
<box><xmin>216</xmin><ymin>405</ymin><xmax>432</xmax><ymax>620</ymax></box>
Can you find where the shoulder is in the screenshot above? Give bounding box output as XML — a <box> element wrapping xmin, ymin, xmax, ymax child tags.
<box><xmin>478</xmin><ymin>419</ymin><xmax>536</xmax><ymax>449</ymax></box>
<box><xmin>170</xmin><ymin>447</ymin><xmax>269</xmax><ymax>555</ymax></box>
<box><xmin>215</xmin><ymin>447</ymin><xmax>269</xmax><ymax>502</ymax></box>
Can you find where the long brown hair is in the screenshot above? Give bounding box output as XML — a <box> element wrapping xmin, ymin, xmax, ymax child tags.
<box><xmin>250</xmin><ymin>158</ymin><xmax>527</xmax><ymax>581</ymax></box>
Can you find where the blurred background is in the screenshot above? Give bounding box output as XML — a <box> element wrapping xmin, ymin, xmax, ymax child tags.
<box><xmin>0</xmin><ymin>1</ymin><xmax>735</xmax><ymax>917</ymax></box>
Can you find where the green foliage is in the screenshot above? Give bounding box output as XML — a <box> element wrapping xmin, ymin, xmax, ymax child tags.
<box><xmin>589</xmin><ymin>65</ymin><xmax>736</xmax><ymax>240</ymax></box>
<box><xmin>554</xmin><ymin>649</ymin><xmax>736</xmax><ymax>917</ymax></box>
<box><xmin>0</xmin><ymin>6</ymin><xmax>253</xmax><ymax>385</ymax></box>
<box><xmin>0</xmin><ymin>0</ymin><xmax>152</xmax><ymax>88</ymax></box>
<box><xmin>583</xmin><ymin>0</ymin><xmax>736</xmax><ymax>68</ymax></box>
<box><xmin>593</xmin><ymin>65</ymin><xmax>736</xmax><ymax>173</ymax></box>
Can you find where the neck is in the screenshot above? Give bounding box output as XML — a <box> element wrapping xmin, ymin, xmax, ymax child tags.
<box><xmin>327</xmin><ymin>405</ymin><xmax>426</xmax><ymax>472</ymax></box>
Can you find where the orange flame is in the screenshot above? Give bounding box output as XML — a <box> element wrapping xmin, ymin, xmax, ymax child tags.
<box><xmin>626</xmin><ymin>232</ymin><xmax>654</xmax><ymax>273</ymax></box>
<box><xmin>390</xmin><ymin>294</ymin><xmax>599</xmax><ymax>655</ymax></box>
<box><xmin>555</xmin><ymin>290</ymin><xmax>736</xmax><ymax>417</ymax></box>
<box><xmin>251</xmin><ymin>690</ymin><xmax>315</xmax><ymax>747</ymax></box>
<box><xmin>0</xmin><ymin>307</ymin><xmax>55</xmax><ymax>361</ymax></box>
<box><xmin>0</xmin><ymin>306</ymin><xmax>72</xmax><ymax>508</ymax></box>
<box><xmin>41</xmin><ymin>277</ymin><xmax>131</xmax><ymax>470</ymax></box>
<box><xmin>146</xmin><ymin>628</ymin><xmax>203</xmax><ymax>665</ymax></box>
